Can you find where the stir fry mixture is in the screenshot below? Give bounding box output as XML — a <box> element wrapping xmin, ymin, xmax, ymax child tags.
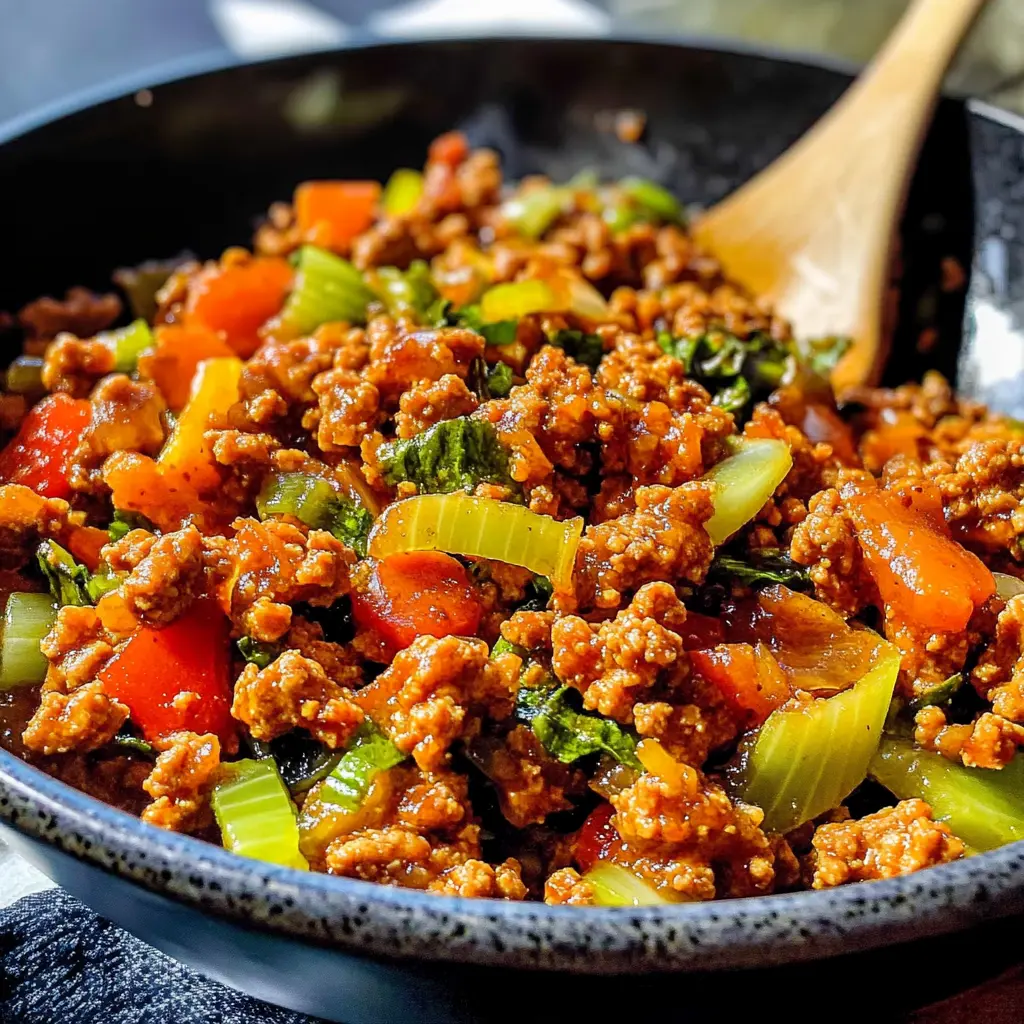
<box><xmin>1</xmin><ymin>131</ymin><xmax>1022</xmax><ymax>906</ymax></box>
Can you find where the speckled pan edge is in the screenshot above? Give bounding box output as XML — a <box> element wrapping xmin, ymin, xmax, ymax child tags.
<box><xmin>3</xmin><ymin>748</ymin><xmax>1024</xmax><ymax>973</ymax></box>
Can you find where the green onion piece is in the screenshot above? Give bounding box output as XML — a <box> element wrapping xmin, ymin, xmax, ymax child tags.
<box><xmin>618</xmin><ymin>176</ymin><xmax>684</xmax><ymax>223</ymax></box>
<box><xmin>501</xmin><ymin>187</ymin><xmax>565</xmax><ymax>240</ymax></box>
<box><xmin>381</xmin><ymin>168</ymin><xmax>424</xmax><ymax>216</ymax></box>
<box><xmin>256</xmin><ymin>471</ymin><xmax>372</xmax><ymax>557</ymax></box>
<box><xmin>5</xmin><ymin>356</ymin><xmax>44</xmax><ymax>395</ymax></box>
<box><xmin>729</xmin><ymin>642</ymin><xmax>900</xmax><ymax>834</ymax></box>
<box><xmin>110</xmin><ymin>319</ymin><xmax>154</xmax><ymax>374</ymax></box>
<box><xmin>480</xmin><ymin>279</ymin><xmax>558</xmax><ymax>323</ymax></box>
<box><xmin>37</xmin><ymin>540</ymin><xmax>92</xmax><ymax>607</ymax></box>
<box><xmin>602</xmin><ymin>203</ymin><xmax>641</xmax><ymax>234</ymax></box>
<box><xmin>278</xmin><ymin>245</ymin><xmax>376</xmax><ymax>336</ymax></box>
<box><xmin>491</xmin><ymin>635</ymin><xmax>527</xmax><ymax>659</ymax></box>
<box><xmin>112</xmin><ymin>732</ymin><xmax>157</xmax><ymax>759</ymax></box>
<box><xmin>585</xmin><ymin>863</ymin><xmax>672</xmax><ymax>907</ymax></box>
<box><xmin>368</xmin><ymin>492</ymin><xmax>584</xmax><ymax>593</ymax></box>
<box><xmin>702</xmin><ymin>438</ymin><xmax>793</xmax><ymax>546</ymax></box>
<box><xmin>995</xmin><ymin>572</ymin><xmax>1024</xmax><ymax>600</ymax></box>
<box><xmin>458</xmin><ymin>305</ymin><xmax>520</xmax><ymax>346</ymax></box>
<box><xmin>0</xmin><ymin>592</ymin><xmax>57</xmax><ymax>690</ymax></box>
<box><xmin>870</xmin><ymin>737</ymin><xmax>1024</xmax><ymax>852</ymax></box>
<box><xmin>320</xmin><ymin>721</ymin><xmax>406</xmax><ymax>811</ymax></box>
<box><xmin>108</xmin><ymin>509</ymin><xmax>154</xmax><ymax>542</ymax></box>
<box><xmin>85</xmin><ymin>566</ymin><xmax>121</xmax><ymax>603</ymax></box>
<box><xmin>211</xmin><ymin>759</ymin><xmax>308</xmax><ymax>869</ymax></box>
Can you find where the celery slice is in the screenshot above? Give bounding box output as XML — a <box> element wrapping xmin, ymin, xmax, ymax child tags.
<box><xmin>368</xmin><ymin>492</ymin><xmax>584</xmax><ymax>593</ymax></box>
<box><xmin>319</xmin><ymin>721</ymin><xmax>406</xmax><ymax>811</ymax></box>
<box><xmin>585</xmin><ymin>863</ymin><xmax>672</xmax><ymax>906</ymax></box>
<box><xmin>994</xmin><ymin>572</ymin><xmax>1024</xmax><ymax>600</ymax></box>
<box><xmin>870</xmin><ymin>737</ymin><xmax>1024</xmax><ymax>852</ymax></box>
<box><xmin>730</xmin><ymin>641</ymin><xmax>900</xmax><ymax>833</ymax></box>
<box><xmin>0</xmin><ymin>592</ymin><xmax>57</xmax><ymax>690</ymax></box>
<box><xmin>480</xmin><ymin>280</ymin><xmax>558</xmax><ymax>323</ymax></box>
<box><xmin>381</xmin><ymin>168</ymin><xmax>424</xmax><ymax>216</ymax></box>
<box><xmin>702</xmin><ymin>438</ymin><xmax>793</xmax><ymax>546</ymax></box>
<box><xmin>278</xmin><ymin>245</ymin><xmax>376</xmax><ymax>335</ymax></box>
<box><xmin>109</xmin><ymin>319</ymin><xmax>154</xmax><ymax>373</ymax></box>
<box><xmin>618</xmin><ymin>177</ymin><xmax>684</xmax><ymax>223</ymax></box>
<box><xmin>211</xmin><ymin>759</ymin><xmax>308</xmax><ymax>869</ymax></box>
<box><xmin>501</xmin><ymin>187</ymin><xmax>566</xmax><ymax>240</ymax></box>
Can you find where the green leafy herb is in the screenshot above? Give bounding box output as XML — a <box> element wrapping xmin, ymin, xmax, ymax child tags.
<box><xmin>457</xmin><ymin>304</ymin><xmax>519</xmax><ymax>345</ymax></box>
<box><xmin>319</xmin><ymin>720</ymin><xmax>407</xmax><ymax>811</ymax></box>
<box><xmin>249</xmin><ymin>728</ymin><xmax>341</xmax><ymax>795</ymax></box>
<box><xmin>237</xmin><ymin>636</ymin><xmax>281</xmax><ymax>669</ymax></box>
<box><xmin>550</xmin><ymin>329</ymin><xmax>604</xmax><ymax>371</ymax></box>
<box><xmin>36</xmin><ymin>541</ymin><xmax>119</xmax><ymax>607</ymax></box>
<box><xmin>377</xmin><ymin>416</ymin><xmax>515</xmax><ymax>495</ymax></box>
<box><xmin>485</xmin><ymin>361</ymin><xmax>514</xmax><ymax>398</ymax></box>
<box><xmin>256</xmin><ymin>472</ymin><xmax>372</xmax><ymax>557</ymax></box>
<box><xmin>108</xmin><ymin>509</ymin><xmax>155</xmax><ymax>542</ymax></box>
<box><xmin>516</xmin><ymin>682</ymin><xmax>642</xmax><ymax>769</ymax></box>
<box><xmin>659</xmin><ymin>329</ymin><xmax>793</xmax><ymax>423</ymax></box>
<box><xmin>111</xmin><ymin>728</ymin><xmax>157</xmax><ymax>759</ymax></box>
<box><xmin>707</xmin><ymin>548</ymin><xmax>812</xmax><ymax>591</ymax></box>
<box><xmin>908</xmin><ymin>673</ymin><xmax>964</xmax><ymax>713</ymax></box>
<box><xmin>795</xmin><ymin>336</ymin><xmax>852</xmax><ymax>379</ymax></box>
<box><xmin>492</xmin><ymin>635</ymin><xmax>528</xmax><ymax>659</ymax></box>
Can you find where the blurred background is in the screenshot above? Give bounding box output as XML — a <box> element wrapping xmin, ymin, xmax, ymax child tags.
<box><xmin>2</xmin><ymin>0</ymin><xmax>1024</xmax><ymax>129</ymax></box>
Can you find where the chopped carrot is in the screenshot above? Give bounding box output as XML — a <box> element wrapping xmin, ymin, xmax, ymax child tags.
<box><xmin>184</xmin><ymin>257</ymin><xmax>292</xmax><ymax>357</ymax></box>
<box><xmin>294</xmin><ymin>181</ymin><xmax>381</xmax><ymax>251</ymax></box>
<box><xmin>351</xmin><ymin>552</ymin><xmax>482</xmax><ymax>658</ymax></box>
<box><xmin>139</xmin><ymin>323</ymin><xmax>234</xmax><ymax>410</ymax></box>
<box><xmin>690</xmin><ymin>642</ymin><xmax>791</xmax><ymax>727</ymax></box>
<box><xmin>102</xmin><ymin>450</ymin><xmax>204</xmax><ymax>533</ymax></box>
<box><xmin>847</xmin><ymin>489</ymin><xmax>995</xmax><ymax>633</ymax></box>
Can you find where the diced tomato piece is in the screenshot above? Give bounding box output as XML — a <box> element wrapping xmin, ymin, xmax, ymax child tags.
<box><xmin>846</xmin><ymin>489</ymin><xmax>995</xmax><ymax>633</ymax></box>
<box><xmin>690</xmin><ymin>642</ymin><xmax>791</xmax><ymax>727</ymax></box>
<box><xmin>97</xmin><ymin>599</ymin><xmax>236</xmax><ymax>749</ymax></box>
<box><xmin>0</xmin><ymin>393</ymin><xmax>91</xmax><ymax>500</ymax></box>
<box><xmin>294</xmin><ymin>181</ymin><xmax>381</xmax><ymax>251</ymax></box>
<box><xmin>351</xmin><ymin>552</ymin><xmax>482</xmax><ymax>656</ymax></box>
<box><xmin>184</xmin><ymin>257</ymin><xmax>293</xmax><ymax>357</ymax></box>
<box><xmin>680</xmin><ymin>611</ymin><xmax>726</xmax><ymax>651</ymax></box>
<box><xmin>574</xmin><ymin>803</ymin><xmax>619</xmax><ymax>874</ymax></box>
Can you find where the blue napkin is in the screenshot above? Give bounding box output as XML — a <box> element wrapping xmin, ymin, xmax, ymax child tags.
<box><xmin>0</xmin><ymin>890</ymin><xmax>324</xmax><ymax>1024</ymax></box>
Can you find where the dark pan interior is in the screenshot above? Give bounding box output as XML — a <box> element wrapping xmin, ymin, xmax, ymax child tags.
<box><xmin>0</xmin><ymin>37</ymin><xmax>994</xmax><ymax>397</ymax></box>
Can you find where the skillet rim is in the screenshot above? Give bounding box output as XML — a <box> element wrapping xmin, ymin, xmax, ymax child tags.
<box><xmin>1</xmin><ymin>33</ymin><xmax>1023</xmax><ymax>973</ymax></box>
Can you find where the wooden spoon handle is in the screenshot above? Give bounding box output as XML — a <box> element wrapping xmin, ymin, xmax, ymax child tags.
<box><xmin>692</xmin><ymin>0</ymin><xmax>988</xmax><ymax>391</ymax></box>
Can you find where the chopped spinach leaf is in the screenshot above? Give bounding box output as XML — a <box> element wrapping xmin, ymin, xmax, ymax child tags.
<box><xmin>374</xmin><ymin>260</ymin><xmax>438</xmax><ymax>320</ymax></box>
<box><xmin>492</xmin><ymin>635</ymin><xmax>528</xmax><ymax>659</ymax></box>
<box><xmin>516</xmin><ymin>682</ymin><xmax>642</xmax><ymax>769</ymax></box>
<box><xmin>796</xmin><ymin>335</ymin><xmax>852</xmax><ymax>379</ymax></box>
<box><xmin>377</xmin><ymin>416</ymin><xmax>515</xmax><ymax>494</ymax></box>
<box><xmin>707</xmin><ymin>548</ymin><xmax>812</xmax><ymax>591</ymax></box>
<box><xmin>319</xmin><ymin>720</ymin><xmax>407</xmax><ymax>811</ymax></box>
<box><xmin>108</xmin><ymin>509</ymin><xmax>154</xmax><ymax>542</ymax></box>
<box><xmin>485</xmin><ymin>361</ymin><xmax>514</xmax><ymax>398</ymax></box>
<box><xmin>550</xmin><ymin>328</ymin><xmax>604</xmax><ymax>371</ymax></box>
<box><xmin>237</xmin><ymin>636</ymin><xmax>281</xmax><ymax>669</ymax></box>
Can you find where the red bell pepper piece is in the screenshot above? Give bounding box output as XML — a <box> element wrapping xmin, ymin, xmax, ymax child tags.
<box><xmin>574</xmin><ymin>802</ymin><xmax>619</xmax><ymax>874</ymax></box>
<box><xmin>97</xmin><ymin>599</ymin><xmax>236</xmax><ymax>749</ymax></box>
<box><xmin>351</xmin><ymin>552</ymin><xmax>482</xmax><ymax>656</ymax></box>
<box><xmin>0</xmin><ymin>393</ymin><xmax>91</xmax><ymax>500</ymax></box>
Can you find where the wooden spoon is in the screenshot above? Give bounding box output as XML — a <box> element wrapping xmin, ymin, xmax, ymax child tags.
<box><xmin>690</xmin><ymin>0</ymin><xmax>989</xmax><ymax>392</ymax></box>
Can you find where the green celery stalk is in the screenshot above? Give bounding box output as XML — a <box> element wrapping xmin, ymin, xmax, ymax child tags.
<box><xmin>5</xmin><ymin>356</ymin><xmax>44</xmax><ymax>395</ymax></box>
<box><xmin>110</xmin><ymin>319</ymin><xmax>154</xmax><ymax>373</ymax></box>
<box><xmin>703</xmin><ymin>438</ymin><xmax>793</xmax><ymax>545</ymax></box>
<box><xmin>278</xmin><ymin>245</ymin><xmax>376</xmax><ymax>335</ymax></box>
<box><xmin>211</xmin><ymin>759</ymin><xmax>308</xmax><ymax>869</ymax></box>
<box><xmin>0</xmin><ymin>593</ymin><xmax>57</xmax><ymax>689</ymax></box>
<box><xmin>870</xmin><ymin>737</ymin><xmax>1024</xmax><ymax>852</ymax></box>
<box><xmin>730</xmin><ymin>642</ymin><xmax>900</xmax><ymax>834</ymax></box>
<box><xmin>585</xmin><ymin>863</ymin><xmax>672</xmax><ymax>906</ymax></box>
<box><xmin>381</xmin><ymin>168</ymin><xmax>424</xmax><ymax>215</ymax></box>
<box><xmin>501</xmin><ymin>187</ymin><xmax>566</xmax><ymax>239</ymax></box>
